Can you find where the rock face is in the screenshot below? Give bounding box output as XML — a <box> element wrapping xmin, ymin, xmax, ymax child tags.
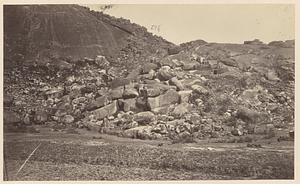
<box><xmin>91</xmin><ymin>100</ymin><xmax>119</xmax><ymax>120</ymax></box>
<box><xmin>4</xmin><ymin>5</ymin><xmax>131</xmax><ymax>61</ymax></box>
<box><xmin>148</xmin><ymin>89</ymin><xmax>180</xmax><ymax>111</ymax></box>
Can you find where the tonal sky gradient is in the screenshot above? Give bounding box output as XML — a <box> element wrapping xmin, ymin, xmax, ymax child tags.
<box><xmin>86</xmin><ymin>4</ymin><xmax>295</xmax><ymax>45</ymax></box>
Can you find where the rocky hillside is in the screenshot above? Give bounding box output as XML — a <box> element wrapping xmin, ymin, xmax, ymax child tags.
<box><xmin>4</xmin><ymin>5</ymin><xmax>174</xmax><ymax>68</ymax></box>
<box><xmin>4</xmin><ymin>5</ymin><xmax>294</xmax><ymax>142</ymax></box>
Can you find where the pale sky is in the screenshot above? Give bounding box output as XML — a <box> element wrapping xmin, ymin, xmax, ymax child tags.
<box><xmin>86</xmin><ymin>4</ymin><xmax>295</xmax><ymax>44</ymax></box>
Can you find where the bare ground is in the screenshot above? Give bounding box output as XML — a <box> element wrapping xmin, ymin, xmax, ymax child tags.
<box><xmin>3</xmin><ymin>127</ymin><xmax>294</xmax><ymax>181</ymax></box>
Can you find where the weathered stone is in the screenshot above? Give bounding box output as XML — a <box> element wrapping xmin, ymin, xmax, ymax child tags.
<box><xmin>118</xmin><ymin>98</ymin><xmax>139</xmax><ymax>112</ymax></box>
<box><xmin>141</xmin><ymin>63</ymin><xmax>158</xmax><ymax>74</ymax></box>
<box><xmin>91</xmin><ymin>100</ymin><xmax>119</xmax><ymax>120</ymax></box>
<box><xmin>123</xmin><ymin>88</ymin><xmax>139</xmax><ymax>99</ymax></box>
<box><xmin>151</xmin><ymin>106</ymin><xmax>171</xmax><ymax>114</ymax></box>
<box><xmin>133</xmin><ymin>111</ymin><xmax>156</xmax><ymax>125</ymax></box>
<box><xmin>157</xmin><ymin>66</ymin><xmax>175</xmax><ymax>81</ymax></box>
<box><xmin>152</xmin><ymin>124</ymin><xmax>168</xmax><ymax>134</ymax></box>
<box><xmin>191</xmin><ymin>85</ymin><xmax>209</xmax><ymax>95</ymax></box>
<box><xmin>182</xmin><ymin>61</ymin><xmax>200</xmax><ymax>71</ymax></box>
<box><xmin>126</xmin><ymin>67</ymin><xmax>142</xmax><ymax>80</ymax></box>
<box><xmin>265</xmin><ymin>70</ymin><xmax>280</xmax><ymax>82</ymax></box>
<box><xmin>220</xmin><ymin>58</ymin><xmax>238</xmax><ymax>67</ymax></box>
<box><xmin>61</xmin><ymin>115</ymin><xmax>75</xmax><ymax>124</ymax></box>
<box><xmin>35</xmin><ymin>110</ymin><xmax>48</xmax><ymax>124</ymax></box>
<box><xmin>87</xmin><ymin>95</ymin><xmax>111</xmax><ymax>111</ymax></box>
<box><xmin>169</xmin><ymin>77</ymin><xmax>184</xmax><ymax>91</ymax></box>
<box><xmin>110</xmin><ymin>78</ymin><xmax>131</xmax><ymax>89</ymax></box>
<box><xmin>236</xmin><ymin>107</ymin><xmax>269</xmax><ymax>124</ymax></box>
<box><xmin>178</xmin><ymin>90</ymin><xmax>193</xmax><ymax>103</ymax></box>
<box><xmin>148</xmin><ymin>89</ymin><xmax>180</xmax><ymax>110</ymax></box>
<box><xmin>172</xmin><ymin>103</ymin><xmax>191</xmax><ymax>118</ymax></box>
<box><xmin>110</xmin><ymin>86</ymin><xmax>124</xmax><ymax>100</ymax></box>
<box><xmin>122</xmin><ymin>126</ymin><xmax>154</xmax><ymax>139</ymax></box>
<box><xmin>141</xmin><ymin>69</ymin><xmax>156</xmax><ymax>80</ymax></box>
<box><xmin>145</xmin><ymin>86</ymin><xmax>161</xmax><ymax>97</ymax></box>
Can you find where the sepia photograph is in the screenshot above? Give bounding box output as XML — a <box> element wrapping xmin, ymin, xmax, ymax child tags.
<box><xmin>2</xmin><ymin>2</ymin><xmax>295</xmax><ymax>181</ymax></box>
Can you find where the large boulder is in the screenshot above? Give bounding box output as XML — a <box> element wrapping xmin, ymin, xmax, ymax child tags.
<box><xmin>91</xmin><ymin>100</ymin><xmax>119</xmax><ymax>120</ymax></box>
<box><xmin>220</xmin><ymin>58</ymin><xmax>238</xmax><ymax>67</ymax></box>
<box><xmin>157</xmin><ymin>66</ymin><xmax>175</xmax><ymax>81</ymax></box>
<box><xmin>133</xmin><ymin>111</ymin><xmax>156</xmax><ymax>125</ymax></box>
<box><xmin>145</xmin><ymin>86</ymin><xmax>161</xmax><ymax>97</ymax></box>
<box><xmin>118</xmin><ymin>98</ymin><xmax>139</xmax><ymax>112</ymax></box>
<box><xmin>236</xmin><ymin>107</ymin><xmax>269</xmax><ymax>124</ymax></box>
<box><xmin>110</xmin><ymin>78</ymin><xmax>131</xmax><ymax>89</ymax></box>
<box><xmin>61</xmin><ymin>115</ymin><xmax>75</xmax><ymax>124</ymax></box>
<box><xmin>110</xmin><ymin>86</ymin><xmax>124</xmax><ymax>100</ymax></box>
<box><xmin>265</xmin><ymin>70</ymin><xmax>280</xmax><ymax>82</ymax></box>
<box><xmin>122</xmin><ymin>126</ymin><xmax>154</xmax><ymax>139</ymax></box>
<box><xmin>86</xmin><ymin>95</ymin><xmax>112</xmax><ymax>111</ymax></box>
<box><xmin>169</xmin><ymin>77</ymin><xmax>184</xmax><ymax>91</ymax></box>
<box><xmin>148</xmin><ymin>89</ymin><xmax>180</xmax><ymax>110</ymax></box>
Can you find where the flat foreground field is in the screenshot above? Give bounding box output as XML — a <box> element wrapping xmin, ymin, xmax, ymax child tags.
<box><xmin>4</xmin><ymin>128</ymin><xmax>294</xmax><ymax>180</ymax></box>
